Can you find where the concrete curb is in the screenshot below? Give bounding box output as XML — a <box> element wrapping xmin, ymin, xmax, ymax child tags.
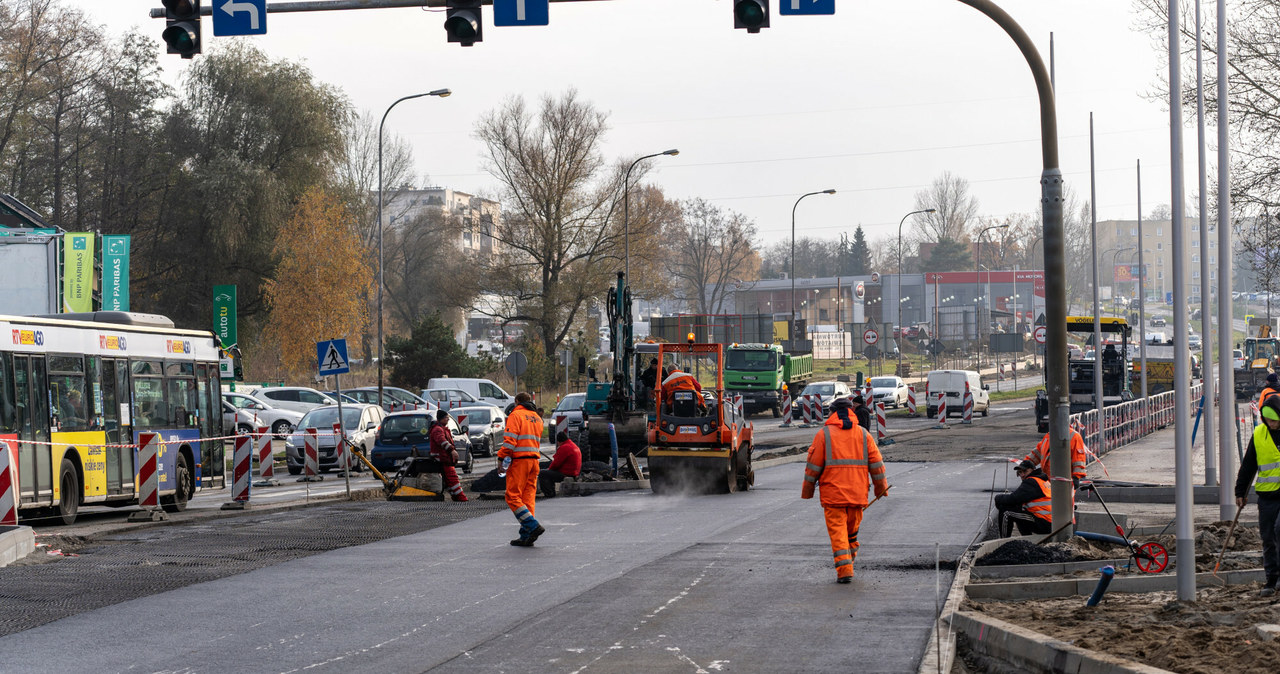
<box><xmin>971</xmin><ymin>557</ymin><xmax>1134</xmax><ymax>580</ymax></box>
<box><xmin>916</xmin><ymin>511</ymin><xmax>995</xmax><ymax>674</ymax></box>
<box><xmin>966</xmin><ymin>568</ymin><xmax>1265</xmax><ymax>600</ymax></box>
<box><xmin>950</xmin><ymin>610</ymin><xmax>1174</xmax><ymax>674</ymax></box>
<box><xmin>0</xmin><ymin>525</ymin><xmax>35</xmax><ymax>567</ymax></box>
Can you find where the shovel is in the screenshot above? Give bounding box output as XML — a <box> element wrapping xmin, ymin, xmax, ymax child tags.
<box><xmin>1213</xmin><ymin>502</ymin><xmax>1246</xmax><ymax>584</ymax></box>
<box><xmin>865</xmin><ymin>484</ymin><xmax>892</xmax><ymax>510</ymax></box>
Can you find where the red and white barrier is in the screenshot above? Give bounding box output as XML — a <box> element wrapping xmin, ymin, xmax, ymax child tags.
<box><xmin>733</xmin><ymin>394</ymin><xmax>744</xmax><ymax>419</ymax></box>
<box><xmin>997</xmin><ymin>363</ymin><xmax>1006</xmax><ymax>381</ymax></box>
<box><xmin>253</xmin><ymin>425</ymin><xmax>279</xmax><ymax>487</ymax></box>
<box><xmin>906</xmin><ymin>386</ymin><xmax>917</xmax><ymax>417</ymax></box>
<box><xmin>555</xmin><ymin>415</ymin><xmax>568</xmax><ymax>438</ymax></box>
<box><xmin>807</xmin><ymin>395</ymin><xmax>823</xmax><ymax>425</ymax></box>
<box><xmin>129</xmin><ymin>432</ymin><xmax>168</xmax><ymax>521</ymax></box>
<box><xmin>780</xmin><ymin>389</ymin><xmax>792</xmax><ymax>427</ymax></box>
<box><xmin>221</xmin><ymin>434</ymin><xmax>253</xmax><ymax>510</ymax></box>
<box><xmin>934</xmin><ymin>393</ymin><xmax>948</xmax><ymax>429</ymax></box>
<box><xmin>875</xmin><ymin>401</ymin><xmax>894</xmax><ymax>446</ymax></box>
<box><xmin>962</xmin><ymin>382</ymin><xmax>974</xmax><ymax>425</ymax></box>
<box><xmin>333</xmin><ymin>421</ymin><xmax>349</xmax><ymax>477</ymax></box>
<box><xmin>300</xmin><ymin>427</ymin><xmax>322</xmax><ymax>482</ymax></box>
<box><xmin>864</xmin><ymin>381</ymin><xmax>873</xmax><ymax>402</ymax></box>
<box><xmin>0</xmin><ymin>440</ymin><xmax>16</xmax><ymax>526</ymax></box>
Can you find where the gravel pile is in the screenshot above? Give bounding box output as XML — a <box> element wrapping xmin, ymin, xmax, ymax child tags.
<box><xmin>975</xmin><ymin>539</ymin><xmax>1085</xmax><ymax>566</ymax></box>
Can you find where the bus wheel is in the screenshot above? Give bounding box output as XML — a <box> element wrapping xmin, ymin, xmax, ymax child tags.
<box><xmin>58</xmin><ymin>458</ymin><xmax>80</xmax><ymax>525</ymax></box>
<box><xmin>162</xmin><ymin>453</ymin><xmax>192</xmax><ymax>513</ymax></box>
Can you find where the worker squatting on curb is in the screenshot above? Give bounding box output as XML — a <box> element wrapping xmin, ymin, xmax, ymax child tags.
<box><xmin>501</xmin><ymin>392</ymin><xmax>546</xmax><ymax>547</ymax></box>
<box><xmin>1235</xmin><ymin>395</ymin><xmax>1280</xmax><ymax>596</ymax></box>
<box><xmin>801</xmin><ymin>397</ymin><xmax>889</xmax><ymax>584</ymax></box>
<box><xmin>993</xmin><ymin>460</ymin><xmax>1053</xmax><ymax>537</ymax></box>
<box><xmin>429</xmin><ymin>409</ymin><xmax>468</xmax><ymax>502</ymax></box>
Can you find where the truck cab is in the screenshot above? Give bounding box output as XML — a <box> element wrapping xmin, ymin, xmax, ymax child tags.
<box><xmin>723</xmin><ymin>343</ymin><xmax>812</xmax><ymax>418</ymax></box>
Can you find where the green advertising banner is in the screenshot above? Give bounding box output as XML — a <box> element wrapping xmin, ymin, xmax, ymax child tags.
<box><xmin>102</xmin><ymin>235</ymin><xmax>130</xmax><ymax>311</ymax></box>
<box><xmin>213</xmin><ymin>285</ymin><xmax>237</xmax><ymax>349</ymax></box>
<box><xmin>62</xmin><ymin>232</ymin><xmax>95</xmax><ymax>313</ymax></box>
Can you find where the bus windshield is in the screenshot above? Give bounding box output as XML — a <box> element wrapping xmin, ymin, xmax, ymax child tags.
<box><xmin>726</xmin><ymin>350</ymin><xmax>776</xmax><ymax>371</ymax></box>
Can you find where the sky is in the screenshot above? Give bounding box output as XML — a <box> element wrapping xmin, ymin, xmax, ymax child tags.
<box><xmin>68</xmin><ymin>0</ymin><xmax>1202</xmax><ymax>249</ymax></box>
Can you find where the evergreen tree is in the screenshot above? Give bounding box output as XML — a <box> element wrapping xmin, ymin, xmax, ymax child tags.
<box><xmin>926</xmin><ymin>237</ymin><xmax>973</xmax><ymax>272</ymax></box>
<box><xmin>850</xmin><ymin>226</ymin><xmax>873</xmax><ymax>275</ymax></box>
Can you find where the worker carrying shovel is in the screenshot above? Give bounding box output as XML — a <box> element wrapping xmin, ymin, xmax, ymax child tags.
<box><xmin>1234</xmin><ymin>395</ymin><xmax>1280</xmax><ymax>596</ymax></box>
<box><xmin>801</xmin><ymin>397</ymin><xmax>889</xmax><ymax>585</ymax></box>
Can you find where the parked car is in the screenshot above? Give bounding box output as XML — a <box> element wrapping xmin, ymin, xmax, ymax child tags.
<box><xmin>425</xmin><ymin>377</ymin><xmax>515</xmax><ymax>408</ymax></box>
<box><xmin>868</xmin><ymin>376</ymin><xmax>909</xmax><ymax>409</ymax></box>
<box><xmin>1187</xmin><ymin>333</ymin><xmax>1203</xmax><ymax>350</ymax></box>
<box><xmin>246</xmin><ymin>386</ymin><xmax>337</xmax><ymax>414</ymax></box>
<box><xmin>792</xmin><ymin>381</ymin><xmax>852</xmax><ymax>419</ymax></box>
<box><xmin>345</xmin><ymin>386</ymin><xmax>435</xmax><ymax>412</ymax></box>
<box><xmin>1234</xmin><ymin>349</ymin><xmax>1246</xmax><ymax>370</ymax></box>
<box><xmin>222</xmin><ymin>400</ymin><xmax>256</xmax><ymax>436</ymax></box>
<box><xmin>284</xmin><ymin>403</ymin><xmax>387</xmax><ymax>475</ymax></box>
<box><xmin>547</xmin><ymin>392</ymin><xmax>587</xmax><ymax>434</ymax></box>
<box><xmin>452</xmin><ymin>405</ymin><xmax>505</xmax><ymax>457</ymax></box>
<box><xmin>422</xmin><ymin>387</ymin><xmax>488</xmax><ymax>410</ymax></box>
<box><xmin>222</xmin><ymin>391</ymin><xmax>304</xmax><ymax>438</ymax></box>
<box><xmin>370</xmin><ymin>410</ymin><xmax>474</xmax><ymax>474</ymax></box>
<box><xmin>925</xmin><ymin>369</ymin><xmax>989</xmax><ymax>417</ymax></box>
<box><xmin>323</xmin><ymin>390</ymin><xmax>362</xmax><ymax>405</ymax></box>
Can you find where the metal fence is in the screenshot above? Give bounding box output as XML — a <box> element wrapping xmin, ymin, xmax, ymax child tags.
<box><xmin>1070</xmin><ymin>381</ymin><xmax>1207</xmax><ymax>460</ymax></box>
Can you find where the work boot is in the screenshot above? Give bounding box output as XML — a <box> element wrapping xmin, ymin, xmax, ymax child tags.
<box><xmin>510</xmin><ymin>537</ymin><xmax>534</xmax><ymax>547</ymax></box>
<box><xmin>836</xmin><ymin>576</ymin><xmax>852</xmax><ymax>584</ymax></box>
<box><xmin>526</xmin><ymin>524</ymin><xmax>546</xmax><ymax>544</ymax></box>
<box><xmin>1261</xmin><ymin>586</ymin><xmax>1276</xmax><ymax>598</ymax></box>
<box><xmin>453</xmin><ymin>493</ymin><xmax>469</xmax><ymax>502</ymax></box>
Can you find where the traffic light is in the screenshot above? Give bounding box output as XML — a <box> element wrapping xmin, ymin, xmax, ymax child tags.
<box><xmin>445</xmin><ymin>1</ymin><xmax>483</xmax><ymax>47</ymax></box>
<box><xmin>734</xmin><ymin>0</ymin><xmax>769</xmax><ymax>33</ymax></box>
<box><xmin>162</xmin><ymin>0</ymin><xmax>201</xmax><ymax>58</ymax></box>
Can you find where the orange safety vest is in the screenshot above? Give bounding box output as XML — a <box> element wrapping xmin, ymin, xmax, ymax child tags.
<box><xmin>1026</xmin><ymin>429</ymin><xmax>1088</xmax><ymax>480</ymax></box>
<box><xmin>499</xmin><ymin>405</ymin><xmax>544</xmax><ymax>460</ymax></box>
<box><xmin>1261</xmin><ymin>387</ymin><xmax>1280</xmax><ymax>408</ymax></box>
<box><xmin>801</xmin><ymin>415</ymin><xmax>888</xmax><ymax>506</ymax></box>
<box><xmin>660</xmin><ymin>371</ymin><xmax>701</xmax><ymax>399</ymax></box>
<box><xmin>1024</xmin><ymin>475</ymin><xmax>1052</xmax><ymax>522</ymax></box>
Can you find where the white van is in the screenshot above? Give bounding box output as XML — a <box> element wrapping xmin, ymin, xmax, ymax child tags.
<box><xmin>924</xmin><ymin>370</ymin><xmax>989</xmax><ymax>418</ymax></box>
<box><xmin>425</xmin><ymin>377</ymin><xmax>514</xmax><ymax>409</ymax></box>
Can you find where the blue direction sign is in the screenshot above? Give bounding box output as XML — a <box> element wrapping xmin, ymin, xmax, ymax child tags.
<box><xmin>213</xmin><ymin>0</ymin><xmax>267</xmax><ymax>36</ymax></box>
<box><xmin>778</xmin><ymin>0</ymin><xmax>836</xmax><ymax>15</ymax></box>
<box><xmin>317</xmin><ymin>339</ymin><xmax>350</xmax><ymax>376</ymax></box>
<box><xmin>493</xmin><ymin>0</ymin><xmax>549</xmax><ymax>26</ymax></box>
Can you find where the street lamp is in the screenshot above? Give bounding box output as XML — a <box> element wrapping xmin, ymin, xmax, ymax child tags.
<box><xmin>623</xmin><ymin>149</ymin><xmax>679</xmax><ymax>281</ymax></box>
<box><xmin>791</xmin><ymin>189</ymin><xmax>836</xmax><ymax>342</ymax></box>
<box><xmin>377</xmin><ymin>87</ymin><xmax>451</xmax><ymax>408</ymax></box>
<box><xmin>975</xmin><ymin>223</ymin><xmax>1010</xmax><ymax>367</ymax></box>
<box><xmin>897</xmin><ymin>208</ymin><xmax>935</xmax><ymax>378</ymax></box>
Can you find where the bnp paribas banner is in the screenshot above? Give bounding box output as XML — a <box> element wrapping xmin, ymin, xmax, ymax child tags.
<box><xmin>102</xmin><ymin>235</ymin><xmax>130</xmax><ymax>311</ymax></box>
<box><xmin>62</xmin><ymin>232</ymin><xmax>95</xmax><ymax>313</ymax></box>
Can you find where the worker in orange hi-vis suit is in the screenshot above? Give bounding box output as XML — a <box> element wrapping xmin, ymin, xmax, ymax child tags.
<box><xmin>1023</xmin><ymin>425</ymin><xmax>1088</xmax><ymax>488</ymax></box>
<box><xmin>499</xmin><ymin>392</ymin><xmax>546</xmax><ymax>547</ymax></box>
<box><xmin>801</xmin><ymin>397</ymin><xmax>889</xmax><ymax>584</ymax></box>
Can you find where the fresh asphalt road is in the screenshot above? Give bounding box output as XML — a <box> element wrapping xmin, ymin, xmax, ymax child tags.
<box><xmin>2</xmin><ymin>459</ymin><xmax>997</xmax><ymax>673</ymax></box>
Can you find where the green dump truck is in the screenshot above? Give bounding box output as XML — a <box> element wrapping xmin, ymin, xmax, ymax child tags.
<box><xmin>724</xmin><ymin>343</ymin><xmax>813</xmax><ymax>417</ymax></box>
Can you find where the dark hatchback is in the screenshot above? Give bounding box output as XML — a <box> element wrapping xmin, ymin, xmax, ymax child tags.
<box><xmin>369</xmin><ymin>411</ymin><xmax>474</xmax><ymax>474</ymax></box>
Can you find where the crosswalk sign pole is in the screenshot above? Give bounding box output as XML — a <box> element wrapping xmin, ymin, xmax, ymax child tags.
<box><xmin>335</xmin><ymin>372</ymin><xmax>351</xmax><ymax>498</ymax></box>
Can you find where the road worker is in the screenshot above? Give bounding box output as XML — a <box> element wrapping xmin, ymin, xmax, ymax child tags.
<box><xmin>1259</xmin><ymin>373</ymin><xmax>1280</xmax><ymax>408</ymax></box>
<box><xmin>660</xmin><ymin>367</ymin><xmax>704</xmax><ymax>414</ymax></box>
<box><xmin>429</xmin><ymin>409</ymin><xmax>467</xmax><ymax>502</ymax></box>
<box><xmin>1235</xmin><ymin>395</ymin><xmax>1280</xmax><ymax>596</ymax></box>
<box><xmin>994</xmin><ymin>460</ymin><xmax>1053</xmax><ymax>537</ymax></box>
<box><xmin>539</xmin><ymin>431</ymin><xmax>582</xmax><ymax>498</ymax></box>
<box><xmin>849</xmin><ymin>392</ymin><xmax>871</xmax><ymax>431</ymax></box>
<box><xmin>1023</xmin><ymin>425</ymin><xmax>1088</xmax><ymax>488</ymax></box>
<box><xmin>801</xmin><ymin>397</ymin><xmax>889</xmax><ymax>584</ymax></box>
<box><xmin>500</xmin><ymin>392</ymin><xmax>546</xmax><ymax>546</ymax></box>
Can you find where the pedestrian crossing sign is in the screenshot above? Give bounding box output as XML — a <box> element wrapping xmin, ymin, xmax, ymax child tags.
<box><xmin>317</xmin><ymin>339</ymin><xmax>350</xmax><ymax>376</ymax></box>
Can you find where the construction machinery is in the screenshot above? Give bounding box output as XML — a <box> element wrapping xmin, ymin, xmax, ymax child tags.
<box><xmin>1235</xmin><ymin>317</ymin><xmax>1280</xmax><ymax>399</ymax></box>
<box><xmin>1038</xmin><ymin>317</ymin><xmax>1134</xmax><ymax>429</ymax></box>
<box><xmin>1132</xmin><ymin>345</ymin><xmax>1200</xmax><ymax>396</ymax></box>
<box><xmin>648</xmin><ymin>341</ymin><xmax>754</xmax><ymax>494</ymax></box>
<box><xmin>350</xmin><ymin>441</ymin><xmax>444</xmax><ymax>501</ymax></box>
<box><xmin>582</xmin><ymin>272</ymin><xmax>651</xmax><ymax>463</ymax></box>
<box><xmin>723</xmin><ymin>343</ymin><xmax>813</xmax><ymax>417</ymax></box>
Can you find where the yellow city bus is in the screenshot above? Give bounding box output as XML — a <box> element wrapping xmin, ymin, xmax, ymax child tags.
<box><xmin>1</xmin><ymin>312</ymin><xmax>224</xmax><ymax>524</ymax></box>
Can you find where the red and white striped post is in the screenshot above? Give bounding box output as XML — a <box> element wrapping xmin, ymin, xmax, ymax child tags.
<box><xmin>806</xmin><ymin>394</ymin><xmax>822</xmax><ymax>425</ymax></box>
<box><xmin>733</xmin><ymin>394</ymin><xmax>744</xmax><ymax>419</ymax></box>
<box><xmin>875</xmin><ymin>401</ymin><xmax>894</xmax><ymax>446</ymax></box>
<box><xmin>780</xmin><ymin>389</ymin><xmax>792</xmax><ymax>427</ymax></box>
<box><xmin>933</xmin><ymin>392</ymin><xmax>948</xmax><ymax>429</ymax></box>
<box><xmin>0</xmin><ymin>440</ymin><xmax>17</xmax><ymax>526</ymax></box>
<box><xmin>129</xmin><ymin>432</ymin><xmax>168</xmax><ymax>521</ymax></box>
<box><xmin>299</xmin><ymin>427</ymin><xmax>322</xmax><ymax>483</ymax></box>
<box><xmin>555</xmin><ymin>415</ymin><xmax>568</xmax><ymax>439</ymax></box>
<box><xmin>332</xmin><ymin>421</ymin><xmax>350</xmax><ymax>478</ymax></box>
<box><xmin>962</xmin><ymin>381</ymin><xmax>974</xmax><ymax>425</ymax></box>
<box><xmin>906</xmin><ymin>385</ymin><xmax>917</xmax><ymax>417</ymax></box>
<box><xmin>864</xmin><ymin>380</ymin><xmax>873</xmax><ymax>402</ymax></box>
<box><xmin>253</xmin><ymin>425</ymin><xmax>279</xmax><ymax>487</ymax></box>
<box><xmin>221</xmin><ymin>434</ymin><xmax>253</xmax><ymax>510</ymax></box>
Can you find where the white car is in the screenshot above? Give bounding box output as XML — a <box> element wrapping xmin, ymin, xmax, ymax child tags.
<box><xmin>868</xmin><ymin>376</ymin><xmax>909</xmax><ymax>409</ymax></box>
<box><xmin>285</xmin><ymin>403</ymin><xmax>386</xmax><ymax>475</ymax></box>
<box><xmin>425</xmin><ymin>377</ymin><xmax>515</xmax><ymax>408</ymax></box>
<box><xmin>223</xmin><ymin>391</ymin><xmax>304</xmax><ymax>438</ymax></box>
<box><xmin>453</xmin><ymin>405</ymin><xmax>505</xmax><ymax>457</ymax></box>
<box><xmin>422</xmin><ymin>387</ymin><xmax>496</xmax><ymax>410</ymax></box>
<box><xmin>246</xmin><ymin>386</ymin><xmax>337</xmax><ymax>414</ymax></box>
<box><xmin>1234</xmin><ymin>349</ymin><xmax>1246</xmax><ymax>370</ymax></box>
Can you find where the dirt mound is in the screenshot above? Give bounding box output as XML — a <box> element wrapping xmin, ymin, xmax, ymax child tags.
<box><xmin>976</xmin><ymin>539</ymin><xmax>1083</xmax><ymax>566</ymax></box>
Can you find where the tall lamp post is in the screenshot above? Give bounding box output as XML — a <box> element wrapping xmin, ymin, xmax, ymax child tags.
<box><xmin>897</xmin><ymin>208</ymin><xmax>935</xmax><ymax>378</ymax></box>
<box><xmin>623</xmin><ymin>149</ymin><xmax>679</xmax><ymax>281</ymax></box>
<box><xmin>377</xmin><ymin>88</ymin><xmax>451</xmax><ymax>408</ymax></box>
<box><xmin>975</xmin><ymin>223</ymin><xmax>1010</xmax><ymax>368</ymax></box>
<box><xmin>791</xmin><ymin>189</ymin><xmax>837</xmax><ymax>342</ymax></box>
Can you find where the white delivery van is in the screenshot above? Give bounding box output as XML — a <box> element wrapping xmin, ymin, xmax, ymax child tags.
<box><xmin>426</xmin><ymin>377</ymin><xmax>514</xmax><ymax>409</ymax></box>
<box><xmin>924</xmin><ymin>370</ymin><xmax>989</xmax><ymax>418</ymax></box>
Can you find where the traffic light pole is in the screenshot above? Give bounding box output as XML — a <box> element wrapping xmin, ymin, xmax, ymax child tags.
<box><xmin>148</xmin><ymin>0</ymin><xmax>610</xmax><ymax>19</ymax></box>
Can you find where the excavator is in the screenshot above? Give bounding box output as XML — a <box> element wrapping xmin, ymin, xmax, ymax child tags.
<box><xmin>647</xmin><ymin>340</ymin><xmax>754</xmax><ymax>494</ymax></box>
<box><xmin>582</xmin><ymin>272</ymin><xmax>651</xmax><ymax>464</ymax></box>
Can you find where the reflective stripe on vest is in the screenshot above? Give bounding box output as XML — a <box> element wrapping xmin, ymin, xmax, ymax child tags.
<box><xmin>1024</xmin><ymin>476</ymin><xmax>1052</xmax><ymax>522</ymax></box>
<box><xmin>1254</xmin><ymin>424</ymin><xmax>1280</xmax><ymax>491</ymax></box>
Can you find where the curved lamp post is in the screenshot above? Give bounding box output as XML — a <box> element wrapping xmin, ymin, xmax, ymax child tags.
<box><xmin>790</xmin><ymin>189</ymin><xmax>836</xmax><ymax>340</ymax></box>
<box><xmin>896</xmin><ymin>208</ymin><xmax>935</xmax><ymax>378</ymax></box>
<box><xmin>623</xmin><ymin>149</ymin><xmax>679</xmax><ymax>281</ymax></box>
<box><xmin>377</xmin><ymin>88</ymin><xmax>451</xmax><ymax>408</ymax></box>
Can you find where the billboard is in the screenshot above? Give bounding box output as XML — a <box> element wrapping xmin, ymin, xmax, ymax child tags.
<box><xmin>0</xmin><ymin>236</ymin><xmax>59</xmax><ymax>315</ymax></box>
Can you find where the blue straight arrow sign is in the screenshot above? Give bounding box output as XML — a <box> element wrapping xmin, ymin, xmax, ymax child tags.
<box><xmin>213</xmin><ymin>0</ymin><xmax>267</xmax><ymax>36</ymax></box>
<box><xmin>778</xmin><ymin>0</ymin><xmax>836</xmax><ymax>15</ymax></box>
<box><xmin>493</xmin><ymin>0</ymin><xmax>549</xmax><ymax>26</ymax></box>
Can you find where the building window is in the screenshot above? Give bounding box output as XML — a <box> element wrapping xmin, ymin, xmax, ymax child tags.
<box><xmin>1157</xmin><ymin>242</ymin><xmax>1163</xmax><ymax>250</ymax></box>
<box><xmin>1210</xmin><ymin>256</ymin><xmax>1215</xmax><ymax>265</ymax></box>
<box><xmin>1157</xmin><ymin>271</ymin><xmax>1164</xmax><ymax>279</ymax></box>
<box><xmin>1192</xmin><ymin>224</ymin><xmax>1199</xmax><ymax>232</ymax></box>
<box><xmin>1192</xmin><ymin>239</ymin><xmax>1199</xmax><ymax>247</ymax></box>
<box><xmin>1193</xmin><ymin>284</ymin><xmax>1200</xmax><ymax>293</ymax></box>
<box><xmin>1209</xmin><ymin>240</ymin><xmax>1215</xmax><ymax>249</ymax></box>
<box><xmin>1210</xmin><ymin>270</ymin><xmax>1216</xmax><ymax>280</ymax></box>
<box><xmin>1192</xmin><ymin>254</ymin><xmax>1199</xmax><ymax>262</ymax></box>
<box><xmin>1131</xmin><ymin>228</ymin><xmax>1137</xmax><ymax>236</ymax></box>
<box><xmin>1157</xmin><ymin>227</ymin><xmax>1163</xmax><ymax>236</ymax></box>
<box><xmin>1193</xmin><ymin>271</ymin><xmax>1200</xmax><ymax>279</ymax></box>
<box><xmin>1157</xmin><ymin>257</ymin><xmax>1164</xmax><ymax>265</ymax></box>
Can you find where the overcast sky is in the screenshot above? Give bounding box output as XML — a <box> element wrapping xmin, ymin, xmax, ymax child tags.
<box><xmin>70</xmin><ymin>0</ymin><xmax>1203</xmax><ymax>248</ymax></box>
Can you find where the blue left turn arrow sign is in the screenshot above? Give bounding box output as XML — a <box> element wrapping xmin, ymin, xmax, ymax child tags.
<box><xmin>213</xmin><ymin>0</ymin><xmax>267</xmax><ymax>36</ymax></box>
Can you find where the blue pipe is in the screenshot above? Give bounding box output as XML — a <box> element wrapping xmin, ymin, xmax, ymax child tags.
<box><xmin>1086</xmin><ymin>565</ymin><xmax>1115</xmax><ymax>606</ymax></box>
<box><xmin>1191</xmin><ymin>393</ymin><xmax>1205</xmax><ymax>444</ymax></box>
<box><xmin>1074</xmin><ymin>530</ymin><xmax>1131</xmax><ymax>547</ymax></box>
<box><xmin>608</xmin><ymin>423</ymin><xmax>619</xmax><ymax>477</ymax></box>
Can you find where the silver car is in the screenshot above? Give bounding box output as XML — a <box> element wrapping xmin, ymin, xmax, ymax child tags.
<box><xmin>346</xmin><ymin>386</ymin><xmax>436</xmax><ymax>413</ymax></box>
<box><xmin>285</xmin><ymin>403</ymin><xmax>386</xmax><ymax>475</ymax></box>
<box><xmin>792</xmin><ymin>381</ymin><xmax>852</xmax><ymax>419</ymax></box>
<box><xmin>868</xmin><ymin>376</ymin><xmax>908</xmax><ymax>409</ymax></box>
<box><xmin>547</xmin><ymin>393</ymin><xmax>586</xmax><ymax>436</ymax></box>
<box><xmin>452</xmin><ymin>405</ymin><xmax>505</xmax><ymax>457</ymax></box>
<box><xmin>223</xmin><ymin>391</ymin><xmax>304</xmax><ymax>438</ymax></box>
<box><xmin>246</xmin><ymin>386</ymin><xmax>337</xmax><ymax>414</ymax></box>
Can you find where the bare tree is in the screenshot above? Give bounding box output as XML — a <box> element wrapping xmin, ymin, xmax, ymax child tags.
<box><xmin>911</xmin><ymin>171</ymin><xmax>980</xmax><ymax>245</ymax></box>
<box><xmin>663</xmin><ymin>198</ymin><xmax>760</xmax><ymax>315</ymax></box>
<box><xmin>384</xmin><ymin>205</ymin><xmax>478</xmax><ymax>332</ymax></box>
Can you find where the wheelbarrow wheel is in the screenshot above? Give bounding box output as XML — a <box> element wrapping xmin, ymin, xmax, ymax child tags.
<box><xmin>1134</xmin><ymin>542</ymin><xmax>1169</xmax><ymax>574</ymax></box>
